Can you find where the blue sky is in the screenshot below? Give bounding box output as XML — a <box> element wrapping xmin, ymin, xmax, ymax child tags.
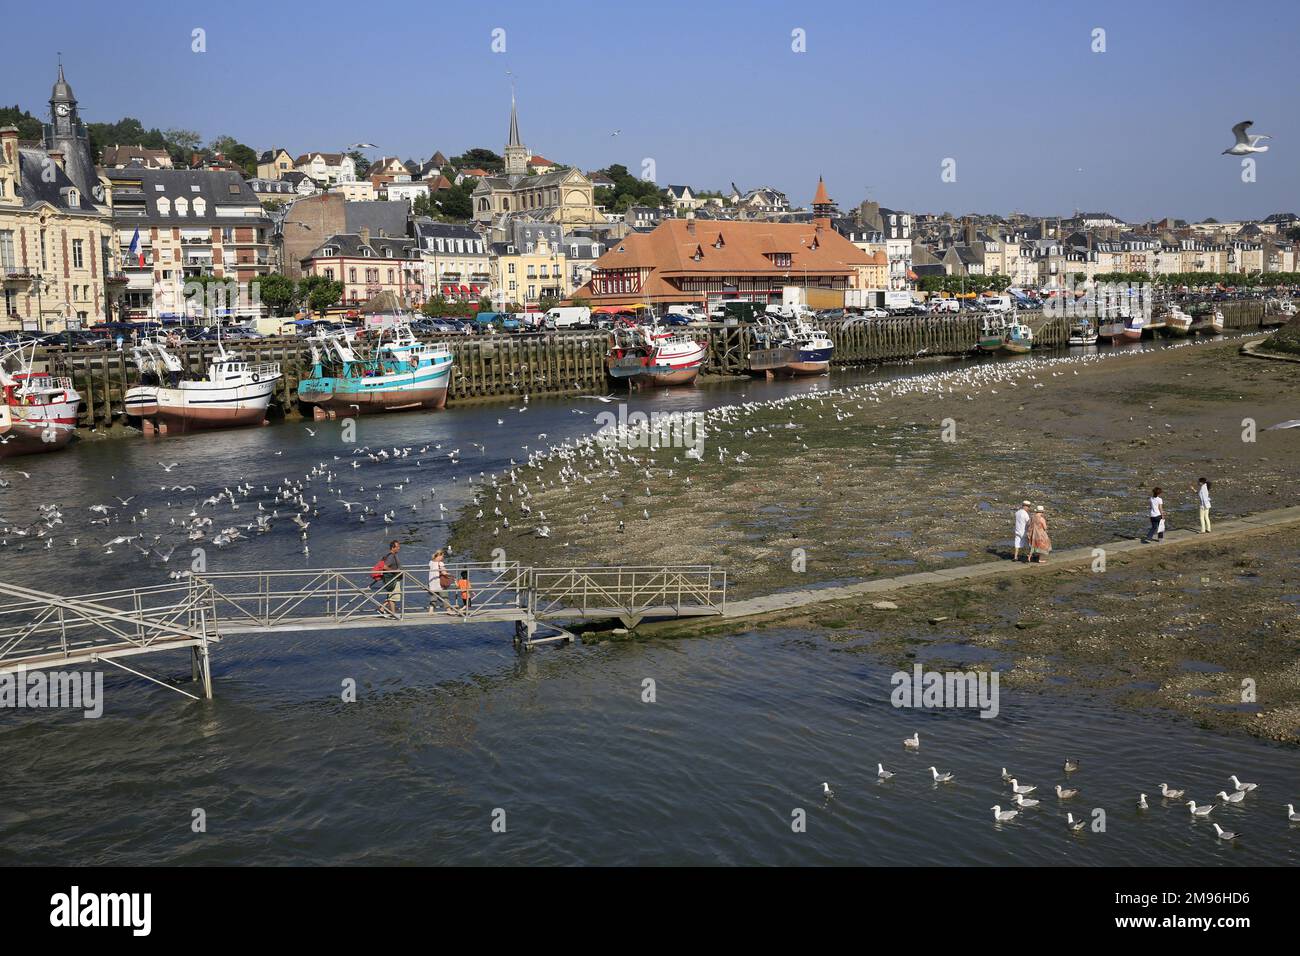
<box><xmin>7</xmin><ymin>0</ymin><xmax>1297</xmax><ymax>222</ymax></box>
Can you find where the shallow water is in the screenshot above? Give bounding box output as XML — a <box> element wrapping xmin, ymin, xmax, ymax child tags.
<box><xmin>2</xmin><ymin>336</ymin><xmax>1293</xmax><ymax>866</ymax></box>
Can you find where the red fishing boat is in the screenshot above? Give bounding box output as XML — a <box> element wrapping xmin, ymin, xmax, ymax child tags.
<box><xmin>0</xmin><ymin>343</ymin><xmax>82</xmax><ymax>458</ymax></box>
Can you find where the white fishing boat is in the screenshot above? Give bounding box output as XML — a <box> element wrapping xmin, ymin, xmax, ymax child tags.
<box><xmin>1067</xmin><ymin>318</ymin><xmax>1099</xmax><ymax>346</ymax></box>
<box><xmin>607</xmin><ymin>320</ymin><xmax>707</xmax><ymax>387</ymax></box>
<box><xmin>124</xmin><ymin>334</ymin><xmax>282</xmax><ymax>435</ymax></box>
<box><xmin>0</xmin><ymin>342</ymin><xmax>81</xmax><ymax>458</ymax></box>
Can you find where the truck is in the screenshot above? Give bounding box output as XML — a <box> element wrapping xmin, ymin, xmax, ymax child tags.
<box><xmin>545</xmin><ymin>306</ymin><xmax>591</xmax><ymax>329</ymax></box>
<box><xmin>784</xmin><ymin>286</ymin><xmax>916</xmax><ymax>313</ymax></box>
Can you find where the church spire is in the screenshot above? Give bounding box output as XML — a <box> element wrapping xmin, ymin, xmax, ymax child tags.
<box><xmin>507</xmin><ymin>90</ymin><xmax>522</xmax><ymax>148</ymax></box>
<box><xmin>503</xmin><ymin>87</ymin><xmax>529</xmax><ymax>176</ymax></box>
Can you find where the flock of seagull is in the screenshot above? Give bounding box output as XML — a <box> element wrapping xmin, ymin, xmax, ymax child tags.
<box><xmin>818</xmin><ymin>732</ymin><xmax>1296</xmax><ymax>844</ymax></box>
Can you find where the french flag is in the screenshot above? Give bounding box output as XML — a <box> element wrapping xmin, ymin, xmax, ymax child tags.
<box><xmin>128</xmin><ymin>228</ymin><xmax>144</xmax><ymax>267</ymax></box>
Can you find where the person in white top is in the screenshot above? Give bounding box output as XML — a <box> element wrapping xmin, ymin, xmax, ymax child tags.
<box><xmin>1013</xmin><ymin>500</ymin><xmax>1031</xmax><ymax>562</ymax></box>
<box><xmin>1195</xmin><ymin>477</ymin><xmax>1212</xmax><ymax>533</ymax></box>
<box><xmin>1145</xmin><ymin>487</ymin><xmax>1165</xmax><ymax>542</ymax></box>
<box><xmin>427</xmin><ymin>548</ymin><xmax>452</xmax><ymax>611</ymax></box>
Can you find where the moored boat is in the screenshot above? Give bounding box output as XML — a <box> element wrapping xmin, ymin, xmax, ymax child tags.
<box><xmin>748</xmin><ymin>317</ymin><xmax>833</xmax><ymax>377</ymax></box>
<box><xmin>124</xmin><ymin>337</ymin><xmax>282</xmax><ymax>435</ymax></box>
<box><xmin>298</xmin><ymin>322</ymin><xmax>453</xmax><ymax>416</ymax></box>
<box><xmin>1000</xmin><ymin>321</ymin><xmax>1034</xmax><ymax>354</ymax></box>
<box><xmin>1067</xmin><ymin>318</ymin><xmax>1098</xmax><ymax>346</ymax></box>
<box><xmin>1099</xmin><ymin>314</ymin><xmax>1143</xmax><ymax>343</ymax></box>
<box><xmin>1189</xmin><ymin>304</ymin><xmax>1224</xmax><ymax>335</ymax></box>
<box><xmin>976</xmin><ymin>315</ymin><xmax>1009</xmax><ymax>352</ymax></box>
<box><xmin>1161</xmin><ymin>307</ymin><xmax>1193</xmax><ymax>336</ymax></box>
<box><xmin>0</xmin><ymin>344</ymin><xmax>81</xmax><ymax>458</ymax></box>
<box><xmin>1261</xmin><ymin>298</ymin><xmax>1295</xmax><ymax>327</ymax></box>
<box><xmin>607</xmin><ymin>320</ymin><xmax>707</xmax><ymax>388</ymax></box>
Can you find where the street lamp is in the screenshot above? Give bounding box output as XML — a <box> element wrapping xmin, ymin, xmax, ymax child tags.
<box><xmin>29</xmin><ymin>274</ymin><xmax>50</xmax><ymax>333</ymax></box>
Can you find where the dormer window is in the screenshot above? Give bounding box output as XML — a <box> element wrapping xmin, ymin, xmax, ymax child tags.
<box><xmin>175</xmin><ymin>197</ymin><xmax>189</xmax><ymax>217</ymax></box>
<box><xmin>322</xmin><ymin>247</ymin><xmax>336</xmax><ymax>256</ymax></box>
<box><xmin>64</xmin><ymin>187</ymin><xmax>79</xmax><ymax>208</ymax></box>
<box><xmin>157</xmin><ymin>197</ymin><xmax>171</xmax><ymax>216</ymax></box>
<box><xmin>713</xmin><ymin>234</ymin><xmax>725</xmax><ymax>249</ymax></box>
<box><xmin>692</xmin><ymin>245</ymin><xmax>704</xmax><ymax>261</ymax></box>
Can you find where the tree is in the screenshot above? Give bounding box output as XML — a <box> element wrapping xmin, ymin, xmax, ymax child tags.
<box><xmin>346</xmin><ymin>149</ymin><xmax>371</xmax><ymax>178</ymax></box>
<box><xmin>257</xmin><ymin>273</ymin><xmax>298</xmax><ymax>316</ymax></box>
<box><xmin>1286</xmin><ymin>226</ymin><xmax>1300</xmax><ymax>243</ymax></box>
<box><xmin>163</xmin><ymin>128</ymin><xmax>202</xmax><ymax>165</ymax></box>
<box><xmin>0</xmin><ymin>105</ymin><xmax>43</xmax><ymax>141</ymax></box>
<box><xmin>298</xmin><ymin>275</ymin><xmax>343</xmax><ymax>316</ymax></box>
<box><xmin>450</xmin><ymin>148</ymin><xmax>503</xmax><ymax>171</ymax></box>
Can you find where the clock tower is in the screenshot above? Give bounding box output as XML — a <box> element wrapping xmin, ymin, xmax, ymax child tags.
<box><xmin>43</xmin><ymin>60</ymin><xmax>101</xmax><ymax>203</ymax></box>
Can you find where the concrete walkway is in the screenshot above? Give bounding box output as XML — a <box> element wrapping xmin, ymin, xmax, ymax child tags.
<box><xmin>721</xmin><ymin>504</ymin><xmax>1300</xmax><ymax>620</ymax></box>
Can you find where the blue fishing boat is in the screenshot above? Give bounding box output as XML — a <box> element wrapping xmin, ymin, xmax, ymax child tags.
<box><xmin>298</xmin><ymin>323</ymin><xmax>453</xmax><ymax>417</ymax></box>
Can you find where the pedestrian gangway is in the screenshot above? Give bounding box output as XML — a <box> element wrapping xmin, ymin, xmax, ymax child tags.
<box><xmin>0</xmin><ymin>563</ymin><xmax>726</xmax><ymax>700</ymax></box>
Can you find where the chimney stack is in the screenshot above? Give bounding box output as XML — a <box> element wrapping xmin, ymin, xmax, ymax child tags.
<box><xmin>359</xmin><ymin>226</ymin><xmax>371</xmax><ymax>245</ymax></box>
<box><xmin>686</xmin><ymin>217</ymin><xmax>695</xmax><ymax>236</ymax></box>
<box><xmin>48</xmin><ymin>149</ymin><xmax>65</xmax><ymax>171</ymax></box>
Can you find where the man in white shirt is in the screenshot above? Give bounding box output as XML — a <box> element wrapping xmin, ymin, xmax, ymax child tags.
<box><xmin>1013</xmin><ymin>500</ymin><xmax>1031</xmax><ymax>562</ymax></box>
<box><xmin>1196</xmin><ymin>477</ymin><xmax>1212</xmax><ymax>533</ymax></box>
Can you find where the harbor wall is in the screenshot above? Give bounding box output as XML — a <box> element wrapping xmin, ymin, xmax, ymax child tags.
<box><xmin>41</xmin><ymin>300</ymin><xmax>1271</xmax><ymax>429</ymax></box>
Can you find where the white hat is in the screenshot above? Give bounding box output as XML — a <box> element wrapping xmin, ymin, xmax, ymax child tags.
<box><xmin>1021</xmin><ymin>500</ymin><xmax>1032</xmax><ymax>507</ymax></box>
<box><xmin>1035</xmin><ymin>505</ymin><xmax>1044</xmax><ymax>512</ymax></box>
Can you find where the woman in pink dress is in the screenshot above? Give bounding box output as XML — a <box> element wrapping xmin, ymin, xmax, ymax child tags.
<box><xmin>1027</xmin><ymin>505</ymin><xmax>1052</xmax><ymax>563</ymax></box>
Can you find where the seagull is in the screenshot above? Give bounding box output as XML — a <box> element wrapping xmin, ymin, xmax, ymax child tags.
<box><xmin>1286</xmin><ymin>804</ymin><xmax>1300</xmax><ymax>823</ymax></box>
<box><xmin>1229</xmin><ymin>775</ymin><xmax>1257</xmax><ymax>792</ymax></box>
<box><xmin>1222</xmin><ymin>120</ymin><xmax>1270</xmax><ymax>155</ymax></box>
<box><xmin>1187</xmin><ymin>800</ymin><xmax>1215</xmax><ymax>817</ymax></box>
<box><xmin>1138</xmin><ymin>793</ymin><xmax>1149</xmax><ymax>809</ymax></box>
<box><xmin>991</xmin><ymin>805</ymin><xmax>1018</xmax><ymax>822</ymax></box>
<box><xmin>929</xmin><ymin>766</ymin><xmax>954</xmax><ymax>783</ymax></box>
<box><xmin>822</xmin><ymin>782</ymin><xmax>834</xmax><ymax>799</ymax></box>
<box><xmin>1065</xmin><ymin>812</ymin><xmax>1086</xmax><ymax>831</ymax></box>
<box><xmin>1159</xmin><ymin>783</ymin><xmax>1185</xmax><ymax>799</ymax></box>
<box><xmin>877</xmin><ymin>763</ymin><xmax>894</xmax><ymax>780</ymax></box>
<box><xmin>1216</xmin><ymin>790</ymin><xmax>1246</xmax><ymax>804</ymax></box>
<box><xmin>903</xmin><ymin>733</ymin><xmax>920</xmax><ymax>750</ymax></box>
<box><xmin>1212</xmin><ymin>823</ymin><xmax>1237</xmax><ymax>841</ymax></box>
<box><xmin>1008</xmin><ymin>779</ymin><xmax>1036</xmax><ymax>795</ymax></box>
<box><xmin>1055</xmin><ymin>784</ymin><xmax>1079</xmax><ymax>799</ymax></box>
<box><xmin>159</xmin><ymin>461</ymin><xmax>179</xmax><ymax>472</ymax></box>
<box><xmin>1063</xmin><ymin>758</ymin><xmax>1079</xmax><ymax>774</ymax></box>
<box><xmin>1013</xmin><ymin>793</ymin><xmax>1039</xmax><ymax>808</ymax></box>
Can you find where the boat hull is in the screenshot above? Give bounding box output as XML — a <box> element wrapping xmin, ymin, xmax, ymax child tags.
<box><xmin>0</xmin><ymin>402</ymin><xmax>78</xmax><ymax>458</ymax></box>
<box><xmin>298</xmin><ymin>362</ymin><xmax>451</xmax><ymax>413</ymax></box>
<box><xmin>608</xmin><ymin>340</ymin><xmax>707</xmax><ymax>388</ymax></box>
<box><xmin>124</xmin><ymin>381</ymin><xmax>279</xmax><ymax>433</ymax></box>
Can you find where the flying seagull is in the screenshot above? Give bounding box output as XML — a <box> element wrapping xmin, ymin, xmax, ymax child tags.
<box><xmin>1223</xmin><ymin>120</ymin><xmax>1270</xmax><ymax>155</ymax></box>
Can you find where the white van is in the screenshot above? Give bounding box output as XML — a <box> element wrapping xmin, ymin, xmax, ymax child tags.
<box><xmin>545</xmin><ymin>306</ymin><xmax>591</xmax><ymax>329</ymax></box>
<box><xmin>666</xmin><ymin>305</ymin><xmax>709</xmax><ymax>325</ymax></box>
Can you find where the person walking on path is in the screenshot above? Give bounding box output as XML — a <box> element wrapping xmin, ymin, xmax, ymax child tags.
<box><xmin>1195</xmin><ymin>478</ymin><xmax>1212</xmax><ymax>533</ymax></box>
<box><xmin>378</xmin><ymin>539</ymin><xmax>402</xmax><ymax>617</ymax></box>
<box><xmin>1027</xmin><ymin>505</ymin><xmax>1052</xmax><ymax>563</ymax></box>
<box><xmin>1013</xmin><ymin>500</ymin><xmax>1031</xmax><ymax>562</ymax></box>
<box><xmin>1145</xmin><ymin>487</ymin><xmax>1165</xmax><ymax>542</ymax></box>
<box><xmin>427</xmin><ymin>548</ymin><xmax>453</xmax><ymax>611</ymax></box>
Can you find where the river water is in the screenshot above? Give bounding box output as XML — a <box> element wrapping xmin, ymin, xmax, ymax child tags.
<box><xmin>2</xmin><ymin>337</ymin><xmax>1295</xmax><ymax>865</ymax></box>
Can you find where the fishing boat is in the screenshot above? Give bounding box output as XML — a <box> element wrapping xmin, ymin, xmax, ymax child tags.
<box><xmin>298</xmin><ymin>322</ymin><xmax>453</xmax><ymax>417</ymax></box>
<box><xmin>1161</xmin><ymin>306</ymin><xmax>1193</xmax><ymax>336</ymax></box>
<box><xmin>748</xmin><ymin>317</ymin><xmax>833</xmax><ymax>377</ymax></box>
<box><xmin>1189</xmin><ymin>304</ymin><xmax>1224</xmax><ymax>335</ymax></box>
<box><xmin>976</xmin><ymin>315</ymin><xmax>1009</xmax><ymax>352</ymax></box>
<box><xmin>1099</xmin><ymin>313</ymin><xmax>1144</xmax><ymax>343</ymax></box>
<box><xmin>607</xmin><ymin>320</ymin><xmax>707</xmax><ymax>388</ymax></box>
<box><xmin>124</xmin><ymin>336</ymin><xmax>282</xmax><ymax>435</ymax></box>
<box><xmin>1066</xmin><ymin>318</ymin><xmax>1099</xmax><ymax>346</ymax></box>
<box><xmin>0</xmin><ymin>343</ymin><xmax>81</xmax><ymax>458</ymax></box>
<box><xmin>1000</xmin><ymin>321</ymin><xmax>1034</xmax><ymax>354</ymax></box>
